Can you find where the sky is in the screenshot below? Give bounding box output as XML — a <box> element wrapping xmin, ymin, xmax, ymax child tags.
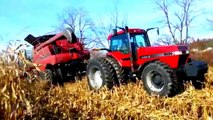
<box><xmin>0</xmin><ymin>0</ymin><xmax>213</xmax><ymax>50</ymax></box>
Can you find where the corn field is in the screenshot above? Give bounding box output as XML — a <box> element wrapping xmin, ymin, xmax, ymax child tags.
<box><xmin>0</xmin><ymin>42</ymin><xmax>213</xmax><ymax>120</ymax></box>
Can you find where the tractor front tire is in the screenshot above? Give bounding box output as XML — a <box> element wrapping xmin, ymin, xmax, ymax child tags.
<box><xmin>87</xmin><ymin>58</ymin><xmax>115</xmax><ymax>90</ymax></box>
<box><xmin>141</xmin><ymin>61</ymin><xmax>179</xmax><ymax>97</ymax></box>
<box><xmin>105</xmin><ymin>57</ymin><xmax>128</xmax><ymax>85</ymax></box>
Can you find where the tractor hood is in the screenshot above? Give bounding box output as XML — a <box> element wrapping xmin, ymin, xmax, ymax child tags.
<box><xmin>137</xmin><ymin>45</ymin><xmax>189</xmax><ymax>58</ymax></box>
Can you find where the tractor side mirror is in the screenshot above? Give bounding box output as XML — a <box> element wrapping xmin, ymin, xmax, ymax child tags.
<box><xmin>112</xmin><ymin>29</ymin><xmax>117</xmax><ymax>35</ymax></box>
<box><xmin>146</xmin><ymin>27</ymin><xmax>159</xmax><ymax>35</ymax></box>
<box><xmin>157</xmin><ymin>28</ymin><xmax>159</xmax><ymax>35</ymax></box>
<box><xmin>114</xmin><ymin>26</ymin><xmax>129</xmax><ymax>33</ymax></box>
<box><xmin>125</xmin><ymin>26</ymin><xmax>129</xmax><ymax>33</ymax></box>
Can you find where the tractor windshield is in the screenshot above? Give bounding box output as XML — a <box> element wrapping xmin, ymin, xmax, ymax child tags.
<box><xmin>110</xmin><ymin>33</ymin><xmax>129</xmax><ymax>54</ymax></box>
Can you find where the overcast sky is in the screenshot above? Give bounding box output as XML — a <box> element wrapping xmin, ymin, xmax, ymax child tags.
<box><xmin>0</xmin><ymin>0</ymin><xmax>212</xmax><ymax>49</ymax></box>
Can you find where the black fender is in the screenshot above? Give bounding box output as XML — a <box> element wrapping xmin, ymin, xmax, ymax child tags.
<box><xmin>183</xmin><ymin>61</ymin><xmax>208</xmax><ymax>77</ymax></box>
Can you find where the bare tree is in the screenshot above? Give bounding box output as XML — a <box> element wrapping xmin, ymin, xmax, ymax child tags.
<box><xmin>57</xmin><ymin>1</ymin><xmax>128</xmax><ymax>49</ymax></box>
<box><xmin>153</xmin><ymin>34</ymin><xmax>175</xmax><ymax>46</ymax></box>
<box><xmin>57</xmin><ymin>7</ymin><xmax>94</xmax><ymax>42</ymax></box>
<box><xmin>155</xmin><ymin>0</ymin><xmax>198</xmax><ymax>44</ymax></box>
<box><xmin>90</xmin><ymin>1</ymin><xmax>128</xmax><ymax>48</ymax></box>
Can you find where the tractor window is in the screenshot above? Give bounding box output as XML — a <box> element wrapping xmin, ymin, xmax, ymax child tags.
<box><xmin>131</xmin><ymin>34</ymin><xmax>150</xmax><ymax>47</ymax></box>
<box><xmin>110</xmin><ymin>34</ymin><xmax>129</xmax><ymax>54</ymax></box>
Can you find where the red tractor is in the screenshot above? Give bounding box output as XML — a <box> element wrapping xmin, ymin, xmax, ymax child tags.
<box><xmin>86</xmin><ymin>26</ymin><xmax>208</xmax><ymax>96</ymax></box>
<box><xmin>24</xmin><ymin>28</ymin><xmax>90</xmax><ymax>84</ymax></box>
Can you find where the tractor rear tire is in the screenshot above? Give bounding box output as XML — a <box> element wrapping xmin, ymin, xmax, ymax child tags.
<box><xmin>87</xmin><ymin>58</ymin><xmax>115</xmax><ymax>90</ymax></box>
<box><xmin>141</xmin><ymin>61</ymin><xmax>180</xmax><ymax>97</ymax></box>
<box><xmin>105</xmin><ymin>57</ymin><xmax>128</xmax><ymax>85</ymax></box>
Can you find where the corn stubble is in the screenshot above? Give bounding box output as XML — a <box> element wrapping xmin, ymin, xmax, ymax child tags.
<box><xmin>0</xmin><ymin>45</ymin><xmax>213</xmax><ymax>120</ymax></box>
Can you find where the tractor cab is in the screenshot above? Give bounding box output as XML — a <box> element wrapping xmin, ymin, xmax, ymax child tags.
<box><xmin>109</xmin><ymin>29</ymin><xmax>151</xmax><ymax>54</ymax></box>
<box><xmin>106</xmin><ymin>26</ymin><xmax>158</xmax><ymax>68</ymax></box>
<box><xmin>108</xmin><ymin>27</ymin><xmax>152</xmax><ymax>49</ymax></box>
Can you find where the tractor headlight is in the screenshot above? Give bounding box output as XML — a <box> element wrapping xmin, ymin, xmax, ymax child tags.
<box><xmin>181</xmin><ymin>50</ymin><xmax>190</xmax><ymax>55</ymax></box>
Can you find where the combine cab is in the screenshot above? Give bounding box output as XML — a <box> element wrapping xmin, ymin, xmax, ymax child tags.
<box><xmin>25</xmin><ymin>28</ymin><xmax>90</xmax><ymax>84</ymax></box>
<box><xmin>86</xmin><ymin>26</ymin><xmax>208</xmax><ymax>97</ymax></box>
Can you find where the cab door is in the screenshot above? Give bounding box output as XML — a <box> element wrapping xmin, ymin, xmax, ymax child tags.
<box><xmin>108</xmin><ymin>33</ymin><xmax>131</xmax><ymax>67</ymax></box>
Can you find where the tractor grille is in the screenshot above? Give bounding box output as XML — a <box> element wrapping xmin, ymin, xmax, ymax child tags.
<box><xmin>178</xmin><ymin>54</ymin><xmax>189</xmax><ymax>66</ymax></box>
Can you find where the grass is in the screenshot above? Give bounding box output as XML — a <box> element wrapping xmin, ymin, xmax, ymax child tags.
<box><xmin>190</xmin><ymin>39</ymin><xmax>213</xmax><ymax>65</ymax></box>
<box><xmin>190</xmin><ymin>39</ymin><xmax>213</xmax><ymax>50</ymax></box>
<box><xmin>0</xmin><ymin>40</ymin><xmax>213</xmax><ymax>119</ymax></box>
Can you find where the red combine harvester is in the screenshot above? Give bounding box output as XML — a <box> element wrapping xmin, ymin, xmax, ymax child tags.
<box><xmin>24</xmin><ymin>28</ymin><xmax>90</xmax><ymax>84</ymax></box>
<box><xmin>86</xmin><ymin>26</ymin><xmax>208</xmax><ymax>96</ymax></box>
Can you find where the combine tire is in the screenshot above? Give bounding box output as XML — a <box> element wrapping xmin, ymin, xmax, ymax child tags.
<box><xmin>43</xmin><ymin>68</ymin><xmax>63</xmax><ymax>85</ymax></box>
<box><xmin>44</xmin><ymin>69</ymin><xmax>55</xmax><ymax>84</ymax></box>
<box><xmin>24</xmin><ymin>69</ymin><xmax>41</xmax><ymax>83</ymax></box>
<box><xmin>105</xmin><ymin>57</ymin><xmax>128</xmax><ymax>85</ymax></box>
<box><xmin>87</xmin><ymin>58</ymin><xmax>115</xmax><ymax>90</ymax></box>
<box><xmin>141</xmin><ymin>61</ymin><xmax>180</xmax><ymax>97</ymax></box>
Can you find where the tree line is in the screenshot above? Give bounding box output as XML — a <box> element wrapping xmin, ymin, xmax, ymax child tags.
<box><xmin>56</xmin><ymin>0</ymin><xmax>212</xmax><ymax>48</ymax></box>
